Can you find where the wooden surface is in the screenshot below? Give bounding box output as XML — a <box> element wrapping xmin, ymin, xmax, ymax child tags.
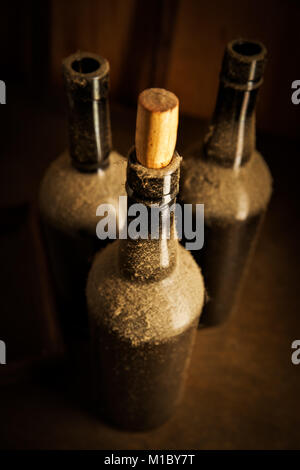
<box><xmin>0</xmin><ymin>101</ymin><xmax>299</xmax><ymax>449</ymax></box>
<box><xmin>2</xmin><ymin>1</ymin><xmax>299</xmax><ymax>139</ymax></box>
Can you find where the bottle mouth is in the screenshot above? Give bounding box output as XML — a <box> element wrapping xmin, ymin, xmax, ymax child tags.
<box><xmin>71</xmin><ymin>57</ymin><xmax>100</xmax><ymax>74</ymax></box>
<box><xmin>64</xmin><ymin>51</ymin><xmax>109</xmax><ymax>78</ymax></box>
<box><xmin>62</xmin><ymin>51</ymin><xmax>110</xmax><ymax>100</ymax></box>
<box><xmin>229</xmin><ymin>39</ymin><xmax>266</xmax><ymax>60</ymax></box>
<box><xmin>221</xmin><ymin>38</ymin><xmax>267</xmax><ymax>89</ymax></box>
<box><xmin>126</xmin><ymin>147</ymin><xmax>181</xmax><ymax>204</ymax></box>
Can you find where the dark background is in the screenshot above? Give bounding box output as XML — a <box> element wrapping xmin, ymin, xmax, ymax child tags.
<box><xmin>0</xmin><ymin>0</ymin><xmax>299</xmax><ymax>450</ymax></box>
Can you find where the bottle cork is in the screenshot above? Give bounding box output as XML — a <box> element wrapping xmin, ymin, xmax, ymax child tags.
<box><xmin>135</xmin><ymin>88</ymin><xmax>179</xmax><ymax>169</ymax></box>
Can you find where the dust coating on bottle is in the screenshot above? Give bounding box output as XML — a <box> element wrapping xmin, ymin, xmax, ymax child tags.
<box><xmin>39</xmin><ymin>150</ymin><xmax>126</xmax><ymax>237</ymax></box>
<box><xmin>181</xmin><ymin>152</ymin><xmax>272</xmax><ymax>327</ymax></box>
<box><xmin>39</xmin><ymin>150</ymin><xmax>127</xmax><ymax>338</ymax></box>
<box><xmin>119</xmin><ymin>149</ymin><xmax>181</xmax><ymax>282</ymax></box>
<box><xmin>86</xmin><ymin>151</ymin><xmax>204</xmax><ymax>430</ymax></box>
<box><xmin>181</xmin><ymin>148</ymin><xmax>272</xmax><ymax>225</ymax></box>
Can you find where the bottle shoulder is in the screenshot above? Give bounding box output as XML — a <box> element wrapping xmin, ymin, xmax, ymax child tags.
<box><xmin>86</xmin><ymin>241</ymin><xmax>204</xmax><ymax>345</ymax></box>
<box><xmin>39</xmin><ymin>150</ymin><xmax>127</xmax><ymax>236</ymax></box>
<box><xmin>180</xmin><ymin>146</ymin><xmax>273</xmax><ymax>224</ymax></box>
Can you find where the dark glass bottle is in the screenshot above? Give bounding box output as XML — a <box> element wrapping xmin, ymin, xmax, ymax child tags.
<box><xmin>180</xmin><ymin>39</ymin><xmax>272</xmax><ymax>327</ymax></box>
<box><xmin>87</xmin><ymin>146</ymin><xmax>204</xmax><ymax>430</ymax></box>
<box><xmin>39</xmin><ymin>52</ymin><xmax>127</xmax><ymax>340</ymax></box>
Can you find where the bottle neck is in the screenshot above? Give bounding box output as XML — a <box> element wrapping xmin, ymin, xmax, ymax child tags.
<box><xmin>66</xmin><ymin>94</ymin><xmax>112</xmax><ymax>172</ymax></box>
<box><xmin>119</xmin><ymin>149</ymin><xmax>181</xmax><ymax>282</ymax></box>
<box><xmin>63</xmin><ymin>52</ymin><xmax>112</xmax><ymax>173</ymax></box>
<box><xmin>204</xmin><ymin>83</ymin><xmax>258</xmax><ymax>169</ymax></box>
<box><xmin>204</xmin><ymin>38</ymin><xmax>267</xmax><ymax>170</ymax></box>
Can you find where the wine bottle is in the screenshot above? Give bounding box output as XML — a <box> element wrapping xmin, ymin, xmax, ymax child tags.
<box><xmin>180</xmin><ymin>39</ymin><xmax>272</xmax><ymax>327</ymax></box>
<box><xmin>39</xmin><ymin>51</ymin><xmax>127</xmax><ymax>340</ymax></box>
<box><xmin>86</xmin><ymin>88</ymin><xmax>204</xmax><ymax>430</ymax></box>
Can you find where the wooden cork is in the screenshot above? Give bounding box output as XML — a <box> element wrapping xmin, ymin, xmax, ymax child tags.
<box><xmin>135</xmin><ymin>88</ymin><xmax>179</xmax><ymax>169</ymax></box>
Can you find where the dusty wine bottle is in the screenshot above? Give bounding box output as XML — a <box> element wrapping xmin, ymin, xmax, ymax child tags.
<box><xmin>180</xmin><ymin>39</ymin><xmax>272</xmax><ymax>327</ymax></box>
<box><xmin>86</xmin><ymin>88</ymin><xmax>205</xmax><ymax>430</ymax></box>
<box><xmin>39</xmin><ymin>51</ymin><xmax>127</xmax><ymax>340</ymax></box>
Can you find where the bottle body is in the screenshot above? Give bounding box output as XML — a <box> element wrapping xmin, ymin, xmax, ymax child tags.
<box><xmin>39</xmin><ymin>51</ymin><xmax>127</xmax><ymax>340</ymax></box>
<box><xmin>180</xmin><ymin>147</ymin><xmax>272</xmax><ymax>327</ymax></box>
<box><xmin>198</xmin><ymin>213</ymin><xmax>264</xmax><ymax>326</ymax></box>
<box><xmin>39</xmin><ymin>150</ymin><xmax>126</xmax><ymax>338</ymax></box>
<box><xmin>88</xmin><ymin>241</ymin><xmax>202</xmax><ymax>430</ymax></box>
<box><xmin>86</xmin><ymin>149</ymin><xmax>204</xmax><ymax>430</ymax></box>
